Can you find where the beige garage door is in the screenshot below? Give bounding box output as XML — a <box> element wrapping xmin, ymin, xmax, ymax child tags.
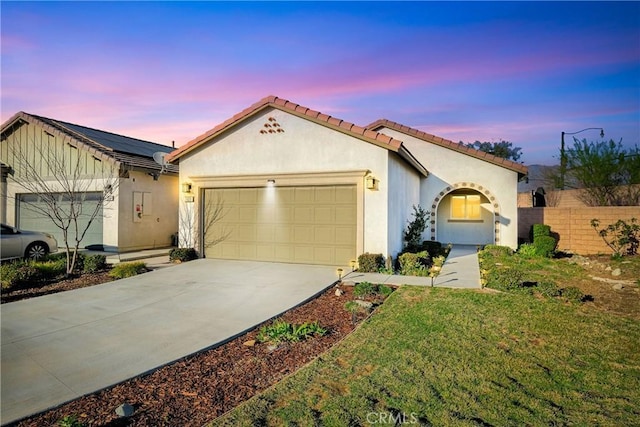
<box><xmin>203</xmin><ymin>185</ymin><xmax>356</xmax><ymax>266</ymax></box>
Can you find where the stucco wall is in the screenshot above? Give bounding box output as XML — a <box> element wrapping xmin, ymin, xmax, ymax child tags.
<box><xmin>387</xmin><ymin>153</ymin><xmax>421</xmax><ymax>257</ymax></box>
<box><xmin>375</xmin><ymin>127</ymin><xmax>521</xmax><ymax>249</ymax></box>
<box><xmin>177</xmin><ymin>107</ymin><xmax>415</xmax><ymax>257</ymax></box>
<box><xmin>116</xmin><ymin>171</ymin><xmax>179</xmax><ymax>251</ymax></box>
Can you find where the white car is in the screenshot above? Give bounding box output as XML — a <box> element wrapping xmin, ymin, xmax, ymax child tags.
<box><xmin>1</xmin><ymin>224</ymin><xmax>58</xmax><ymax>261</ymax></box>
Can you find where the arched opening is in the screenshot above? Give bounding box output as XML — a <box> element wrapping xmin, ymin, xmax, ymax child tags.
<box><xmin>430</xmin><ymin>183</ymin><xmax>501</xmax><ymax>245</ymax></box>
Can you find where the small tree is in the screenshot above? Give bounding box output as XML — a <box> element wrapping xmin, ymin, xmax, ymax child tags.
<box><xmin>5</xmin><ymin>137</ymin><xmax>119</xmax><ymax>274</ymax></box>
<box><xmin>560</xmin><ymin>139</ymin><xmax>640</xmax><ymax>206</ymax></box>
<box><xmin>179</xmin><ymin>193</ymin><xmax>230</xmax><ymax>251</ymax></box>
<box><xmin>403</xmin><ymin>205</ymin><xmax>430</xmax><ymax>251</ymax></box>
<box><xmin>591</xmin><ymin>218</ymin><xmax>639</xmax><ymax>257</ymax></box>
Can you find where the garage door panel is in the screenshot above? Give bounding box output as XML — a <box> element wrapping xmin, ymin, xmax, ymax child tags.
<box><xmin>315</xmin><ymin>207</ymin><xmax>334</xmax><ymax>223</ymax></box>
<box><xmin>18</xmin><ymin>193</ymin><xmax>103</xmax><ymax>248</ymax></box>
<box><xmin>204</xmin><ymin>185</ymin><xmax>355</xmax><ymax>265</ymax></box>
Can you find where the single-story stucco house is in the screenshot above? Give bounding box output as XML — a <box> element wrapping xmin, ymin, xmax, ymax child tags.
<box><xmin>167</xmin><ymin>95</ymin><xmax>527</xmax><ymax>267</ymax></box>
<box><xmin>1</xmin><ymin>112</ymin><xmax>179</xmax><ymax>252</ymax></box>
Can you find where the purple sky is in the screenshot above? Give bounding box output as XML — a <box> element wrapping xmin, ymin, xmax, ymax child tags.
<box><xmin>2</xmin><ymin>1</ymin><xmax>638</xmax><ymax>165</ymax></box>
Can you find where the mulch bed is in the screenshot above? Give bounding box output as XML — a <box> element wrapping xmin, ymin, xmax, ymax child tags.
<box><xmin>1</xmin><ymin>271</ymin><xmax>115</xmax><ymax>304</ymax></box>
<box><xmin>11</xmin><ymin>284</ymin><xmax>386</xmax><ymax>427</ymax></box>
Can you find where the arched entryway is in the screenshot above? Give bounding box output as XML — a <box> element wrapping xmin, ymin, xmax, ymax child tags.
<box><xmin>429</xmin><ymin>182</ymin><xmax>501</xmax><ymax>245</ymax></box>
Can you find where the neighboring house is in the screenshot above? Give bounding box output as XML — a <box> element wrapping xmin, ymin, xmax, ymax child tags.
<box><xmin>167</xmin><ymin>96</ymin><xmax>527</xmax><ymax>267</ymax></box>
<box><xmin>1</xmin><ymin>112</ymin><xmax>179</xmax><ymax>252</ymax></box>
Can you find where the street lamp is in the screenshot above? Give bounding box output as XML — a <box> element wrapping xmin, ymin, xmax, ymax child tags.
<box><xmin>559</xmin><ymin>127</ymin><xmax>604</xmax><ymax>190</ymax></box>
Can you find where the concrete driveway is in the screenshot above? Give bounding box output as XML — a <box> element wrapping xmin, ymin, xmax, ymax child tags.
<box><xmin>1</xmin><ymin>260</ymin><xmax>340</xmax><ymax>424</ymax></box>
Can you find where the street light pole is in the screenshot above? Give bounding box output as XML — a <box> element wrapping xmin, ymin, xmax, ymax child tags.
<box><xmin>559</xmin><ymin>127</ymin><xmax>604</xmax><ymax>190</ymax></box>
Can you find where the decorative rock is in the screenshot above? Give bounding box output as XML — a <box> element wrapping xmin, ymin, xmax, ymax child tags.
<box><xmin>611</xmin><ymin>268</ymin><xmax>622</xmax><ymax>277</ymax></box>
<box><xmin>605</xmin><ymin>266</ymin><xmax>612</xmax><ymax>271</ymax></box>
<box><xmin>334</xmin><ymin>288</ymin><xmax>344</xmax><ymax>296</ymax></box>
<box><xmin>612</xmin><ymin>284</ymin><xmax>624</xmax><ymax>291</ymax></box>
<box><xmin>243</xmin><ymin>340</ymin><xmax>256</xmax><ymax>347</ymax></box>
<box><xmin>267</xmin><ymin>344</ymin><xmax>279</xmax><ymax>352</ymax></box>
<box><xmin>341</xmin><ymin>281</ymin><xmax>356</xmax><ymax>287</ymax></box>
<box><xmin>115</xmin><ymin>403</ymin><xmax>135</xmax><ymax>417</ymax></box>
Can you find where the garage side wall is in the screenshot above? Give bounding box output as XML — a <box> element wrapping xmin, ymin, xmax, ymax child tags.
<box><xmin>178</xmin><ymin>108</ymin><xmax>393</xmax><ymax>261</ymax></box>
<box><xmin>387</xmin><ymin>153</ymin><xmax>421</xmax><ymax>257</ymax></box>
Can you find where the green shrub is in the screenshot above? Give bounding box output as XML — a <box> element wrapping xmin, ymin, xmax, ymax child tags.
<box><xmin>534</xmin><ymin>235</ymin><xmax>557</xmax><ymax>258</ymax></box>
<box><xmin>82</xmin><ymin>255</ymin><xmax>107</xmax><ymax>273</ymax></box>
<box><xmin>532</xmin><ymin>224</ymin><xmax>551</xmax><ymax>240</ymax></box>
<box><xmin>34</xmin><ymin>259</ymin><xmax>67</xmax><ymax>279</ymax></box>
<box><xmin>537</xmin><ymin>281</ymin><xmax>561</xmax><ymax>298</ymax></box>
<box><xmin>518</xmin><ymin>243</ymin><xmax>539</xmax><ymax>258</ymax></box>
<box><xmin>377</xmin><ymin>284</ymin><xmax>393</xmax><ymax>297</ymax></box>
<box><xmin>421</xmin><ymin>240</ymin><xmax>445</xmax><ymax>257</ymax></box>
<box><xmin>354</xmin><ymin>281</ymin><xmax>376</xmax><ymax>298</ymax></box>
<box><xmin>109</xmin><ymin>262</ymin><xmax>148</xmax><ymax>279</ymax></box>
<box><xmin>561</xmin><ymin>286</ymin><xmax>585</xmax><ymax>303</ymax></box>
<box><xmin>357</xmin><ymin>253</ymin><xmax>384</xmax><ymax>273</ymax></box>
<box><xmin>485</xmin><ymin>267</ymin><xmax>525</xmax><ymax>291</ymax></box>
<box><xmin>481</xmin><ymin>245</ymin><xmax>514</xmax><ymax>258</ymax></box>
<box><xmin>169</xmin><ymin>248</ymin><xmax>199</xmax><ymax>262</ymax></box>
<box><xmin>257</xmin><ymin>320</ymin><xmax>326</xmax><ymax>344</ymax></box>
<box><xmin>58</xmin><ymin>415</ymin><xmax>86</xmax><ymax>427</ymax></box>
<box><xmin>591</xmin><ymin>218</ymin><xmax>639</xmax><ymax>257</ymax></box>
<box><xmin>1</xmin><ymin>261</ymin><xmax>41</xmax><ymax>291</ymax></box>
<box><xmin>398</xmin><ymin>251</ymin><xmax>430</xmax><ymax>276</ymax></box>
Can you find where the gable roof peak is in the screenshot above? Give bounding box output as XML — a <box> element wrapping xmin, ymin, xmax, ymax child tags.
<box><xmin>366</xmin><ymin>119</ymin><xmax>527</xmax><ymax>175</ymax></box>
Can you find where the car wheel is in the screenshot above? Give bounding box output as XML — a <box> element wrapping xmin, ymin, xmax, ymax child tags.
<box><xmin>25</xmin><ymin>242</ymin><xmax>49</xmax><ymax>260</ymax></box>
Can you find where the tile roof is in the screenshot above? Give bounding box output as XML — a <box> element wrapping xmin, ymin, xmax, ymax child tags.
<box><xmin>366</xmin><ymin>119</ymin><xmax>528</xmax><ymax>175</ymax></box>
<box><xmin>1</xmin><ymin>112</ymin><xmax>178</xmax><ymax>173</ymax></box>
<box><xmin>166</xmin><ymin>95</ymin><xmax>428</xmax><ymax>176</ymax></box>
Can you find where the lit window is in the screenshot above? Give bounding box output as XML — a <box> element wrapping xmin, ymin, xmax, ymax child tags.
<box><xmin>451</xmin><ymin>195</ymin><xmax>481</xmax><ymax>220</ymax></box>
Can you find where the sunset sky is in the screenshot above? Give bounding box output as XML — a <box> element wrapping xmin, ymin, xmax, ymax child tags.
<box><xmin>1</xmin><ymin>1</ymin><xmax>638</xmax><ymax>165</ymax></box>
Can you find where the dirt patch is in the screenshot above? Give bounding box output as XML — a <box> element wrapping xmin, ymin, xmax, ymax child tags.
<box><xmin>11</xmin><ymin>284</ymin><xmax>384</xmax><ymax>427</ymax></box>
<box><xmin>558</xmin><ymin>255</ymin><xmax>640</xmax><ymax>320</ymax></box>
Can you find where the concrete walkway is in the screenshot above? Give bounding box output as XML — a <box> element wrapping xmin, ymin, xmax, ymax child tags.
<box><xmin>0</xmin><ymin>260</ymin><xmax>340</xmax><ymax>424</ymax></box>
<box><xmin>343</xmin><ymin>245</ymin><xmax>481</xmax><ymax>288</ymax></box>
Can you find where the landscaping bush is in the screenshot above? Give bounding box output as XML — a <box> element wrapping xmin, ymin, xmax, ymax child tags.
<box><xmin>421</xmin><ymin>240</ymin><xmax>446</xmax><ymax>257</ymax></box>
<box><xmin>532</xmin><ymin>223</ymin><xmax>551</xmax><ymax>240</ymax></box>
<box><xmin>377</xmin><ymin>284</ymin><xmax>394</xmax><ymax>297</ymax></box>
<box><xmin>485</xmin><ymin>267</ymin><xmax>525</xmax><ymax>291</ymax></box>
<box><xmin>82</xmin><ymin>255</ymin><xmax>107</xmax><ymax>273</ymax></box>
<box><xmin>34</xmin><ymin>259</ymin><xmax>67</xmax><ymax>279</ymax></box>
<box><xmin>534</xmin><ymin>235</ymin><xmax>557</xmax><ymax>258</ymax></box>
<box><xmin>1</xmin><ymin>261</ymin><xmax>41</xmax><ymax>291</ymax></box>
<box><xmin>561</xmin><ymin>286</ymin><xmax>585</xmax><ymax>304</ymax></box>
<box><xmin>169</xmin><ymin>248</ymin><xmax>199</xmax><ymax>262</ymax></box>
<box><xmin>357</xmin><ymin>253</ymin><xmax>384</xmax><ymax>273</ymax></box>
<box><xmin>354</xmin><ymin>281</ymin><xmax>376</xmax><ymax>298</ymax></box>
<box><xmin>109</xmin><ymin>262</ymin><xmax>148</xmax><ymax>279</ymax></box>
<box><xmin>518</xmin><ymin>243</ymin><xmax>539</xmax><ymax>258</ymax></box>
<box><xmin>481</xmin><ymin>245</ymin><xmax>514</xmax><ymax>258</ymax></box>
<box><xmin>257</xmin><ymin>320</ymin><xmax>326</xmax><ymax>344</ymax></box>
<box><xmin>537</xmin><ymin>280</ymin><xmax>561</xmax><ymax>298</ymax></box>
<box><xmin>398</xmin><ymin>251</ymin><xmax>430</xmax><ymax>276</ymax></box>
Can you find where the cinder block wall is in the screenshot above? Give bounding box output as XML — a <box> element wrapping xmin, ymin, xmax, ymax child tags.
<box><xmin>518</xmin><ymin>207</ymin><xmax>640</xmax><ymax>254</ymax></box>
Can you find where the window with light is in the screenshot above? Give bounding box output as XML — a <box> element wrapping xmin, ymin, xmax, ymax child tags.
<box><xmin>451</xmin><ymin>194</ymin><xmax>481</xmax><ymax>220</ymax></box>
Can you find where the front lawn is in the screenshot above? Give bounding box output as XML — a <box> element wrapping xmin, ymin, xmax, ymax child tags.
<box><xmin>214</xmin><ymin>286</ymin><xmax>640</xmax><ymax>425</ymax></box>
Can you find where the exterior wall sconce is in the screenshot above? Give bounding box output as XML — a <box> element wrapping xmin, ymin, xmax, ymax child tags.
<box><xmin>267</xmin><ymin>179</ymin><xmax>276</xmax><ymax>185</ymax></box>
<box><xmin>366</xmin><ymin>175</ymin><xmax>378</xmax><ymax>190</ymax></box>
<box><xmin>181</xmin><ymin>182</ymin><xmax>192</xmax><ymax>193</ymax></box>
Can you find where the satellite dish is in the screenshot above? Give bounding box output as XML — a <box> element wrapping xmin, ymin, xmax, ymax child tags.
<box><xmin>153</xmin><ymin>152</ymin><xmax>168</xmax><ymax>174</ymax></box>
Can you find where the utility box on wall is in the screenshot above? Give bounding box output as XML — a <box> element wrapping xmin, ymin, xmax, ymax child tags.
<box><xmin>133</xmin><ymin>191</ymin><xmax>152</xmax><ymax>223</ymax></box>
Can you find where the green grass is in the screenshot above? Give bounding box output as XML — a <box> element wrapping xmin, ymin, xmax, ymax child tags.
<box><xmin>213</xmin><ymin>287</ymin><xmax>640</xmax><ymax>426</ymax></box>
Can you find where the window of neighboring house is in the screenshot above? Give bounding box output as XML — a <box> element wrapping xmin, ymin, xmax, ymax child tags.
<box><xmin>450</xmin><ymin>194</ymin><xmax>482</xmax><ymax>220</ymax></box>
